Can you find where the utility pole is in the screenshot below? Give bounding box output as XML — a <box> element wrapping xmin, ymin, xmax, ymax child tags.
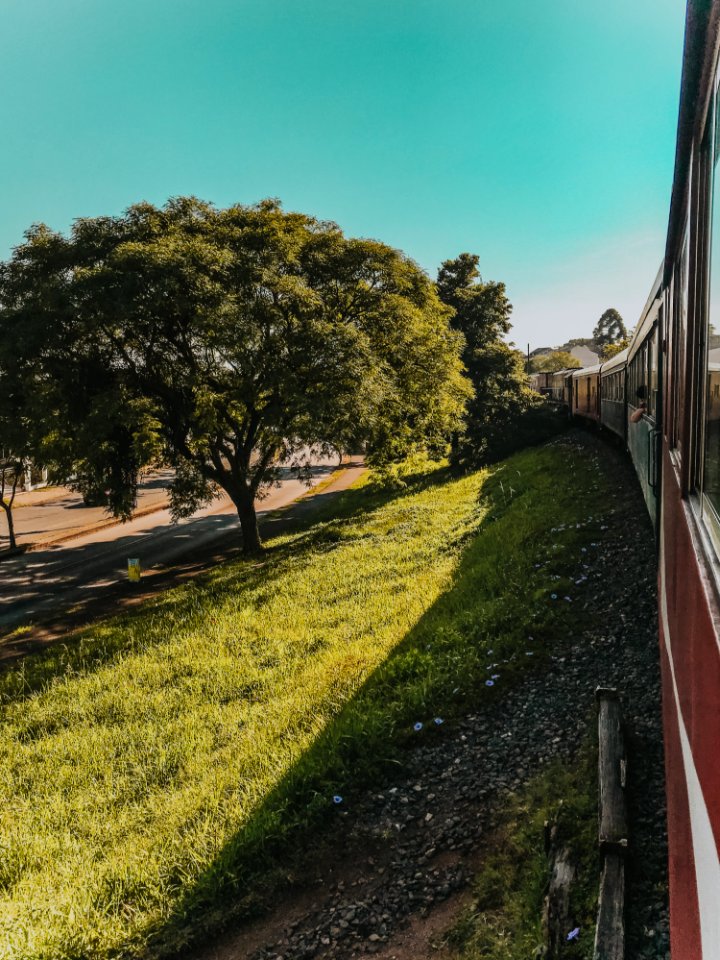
<box><xmin>527</xmin><ymin>343</ymin><xmax>530</xmax><ymax>376</ymax></box>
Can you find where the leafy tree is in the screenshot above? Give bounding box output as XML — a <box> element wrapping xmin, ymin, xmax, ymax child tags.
<box><xmin>593</xmin><ymin>309</ymin><xmax>627</xmax><ymax>351</ymax></box>
<box><xmin>600</xmin><ymin>338</ymin><xmax>630</xmax><ymax>361</ymax></box>
<box><xmin>0</xmin><ymin>199</ymin><xmax>469</xmax><ymax>554</ymax></box>
<box><xmin>436</xmin><ymin>253</ymin><xmax>535</xmax><ymax>465</ymax></box>
<box><xmin>0</xmin><ymin>222</ymin><xmax>160</xmax><ymax>520</ymax></box>
<box><xmin>531</xmin><ymin>350</ymin><xmax>581</xmax><ymax>373</ymax></box>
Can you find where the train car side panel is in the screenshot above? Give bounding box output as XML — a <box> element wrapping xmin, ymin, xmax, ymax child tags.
<box><xmin>628</xmin><ymin>416</ymin><xmax>659</xmax><ymax>527</ymax></box>
<box><xmin>601</xmin><ymin>398</ymin><xmax>625</xmax><ymax>438</ymax></box>
<box><xmin>599</xmin><ymin>349</ymin><xmax>628</xmax><ymax>440</ymax></box>
<box><xmin>660</xmin><ymin>451</ymin><xmax>720</xmax><ymax>958</ymax></box>
<box><xmin>572</xmin><ymin>366</ymin><xmax>601</xmax><ymax>422</ymax></box>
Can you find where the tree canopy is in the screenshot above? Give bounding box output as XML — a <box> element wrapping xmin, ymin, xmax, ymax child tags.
<box><xmin>593</xmin><ymin>308</ymin><xmax>627</xmax><ymax>350</ymax></box>
<box><xmin>531</xmin><ymin>350</ymin><xmax>581</xmax><ymax>373</ymax></box>
<box><xmin>0</xmin><ymin>198</ymin><xmax>469</xmax><ymax>553</ymax></box>
<box><xmin>436</xmin><ymin>253</ymin><xmax>535</xmax><ymax>466</ymax></box>
<box><xmin>600</xmin><ymin>338</ymin><xmax>630</xmax><ymax>361</ymax></box>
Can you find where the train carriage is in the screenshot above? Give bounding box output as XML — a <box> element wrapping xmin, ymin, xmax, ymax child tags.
<box><xmin>554</xmin><ymin>6</ymin><xmax>720</xmax><ymax>950</ymax></box>
<box><xmin>628</xmin><ymin>2</ymin><xmax>720</xmax><ymax>954</ymax></box>
<box><xmin>529</xmin><ymin>371</ymin><xmax>553</xmax><ymax>396</ymax></box>
<box><xmin>626</xmin><ymin>276</ymin><xmax>663</xmax><ymax>527</ymax></box>
<box><xmin>599</xmin><ymin>348</ymin><xmax>628</xmax><ymax>441</ymax></box>
<box><xmin>530</xmin><ymin>369</ymin><xmax>575</xmax><ymax>402</ymax></box>
<box><xmin>571</xmin><ymin>363</ymin><xmax>601</xmax><ymax>421</ymax></box>
<box><xmin>548</xmin><ymin>368</ymin><xmax>574</xmax><ymax>402</ymax></box>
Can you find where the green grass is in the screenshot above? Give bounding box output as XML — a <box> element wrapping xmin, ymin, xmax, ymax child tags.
<box><xmin>440</xmin><ymin>753</ymin><xmax>599</xmax><ymax>960</ymax></box>
<box><xmin>0</xmin><ymin>437</ymin><xmax>611</xmax><ymax>959</ymax></box>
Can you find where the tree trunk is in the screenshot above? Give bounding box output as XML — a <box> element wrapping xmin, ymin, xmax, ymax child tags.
<box><xmin>235</xmin><ymin>491</ymin><xmax>263</xmax><ymax>555</ymax></box>
<box><xmin>0</xmin><ymin>465</ymin><xmax>20</xmax><ymax>551</ymax></box>
<box><xmin>0</xmin><ymin>500</ymin><xmax>17</xmax><ymax>551</ymax></box>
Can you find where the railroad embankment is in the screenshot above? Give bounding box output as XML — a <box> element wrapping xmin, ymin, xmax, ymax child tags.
<box><xmin>0</xmin><ymin>434</ymin><xmax>666</xmax><ymax>960</ymax></box>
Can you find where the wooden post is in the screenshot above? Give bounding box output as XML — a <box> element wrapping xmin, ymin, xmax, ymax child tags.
<box><xmin>596</xmin><ymin>688</ymin><xmax>628</xmax><ymax>849</ymax></box>
<box><xmin>594</xmin><ymin>852</ymin><xmax>625</xmax><ymax>960</ymax></box>
<box><xmin>594</xmin><ymin>687</ymin><xmax>627</xmax><ymax>960</ymax></box>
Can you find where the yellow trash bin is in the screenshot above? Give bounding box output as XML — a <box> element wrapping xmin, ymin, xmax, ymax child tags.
<box><xmin>127</xmin><ymin>558</ymin><xmax>141</xmax><ymax>583</ymax></box>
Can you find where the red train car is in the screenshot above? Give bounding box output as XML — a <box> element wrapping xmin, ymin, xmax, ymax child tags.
<box><xmin>564</xmin><ymin>5</ymin><xmax>720</xmax><ymax>952</ymax></box>
<box><xmin>651</xmin><ymin>2</ymin><xmax>720</xmax><ymax>955</ymax></box>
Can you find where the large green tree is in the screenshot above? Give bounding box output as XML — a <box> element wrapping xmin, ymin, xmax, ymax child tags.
<box><xmin>0</xmin><ymin>199</ymin><xmax>469</xmax><ymax>553</ymax></box>
<box><xmin>593</xmin><ymin>308</ymin><xmax>627</xmax><ymax>351</ymax></box>
<box><xmin>437</xmin><ymin>253</ymin><xmax>535</xmax><ymax>465</ymax></box>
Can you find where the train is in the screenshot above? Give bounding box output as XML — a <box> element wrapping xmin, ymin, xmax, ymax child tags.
<box><xmin>553</xmin><ymin>4</ymin><xmax>720</xmax><ymax>953</ymax></box>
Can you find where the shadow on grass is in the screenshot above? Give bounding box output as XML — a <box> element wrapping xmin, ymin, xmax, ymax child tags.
<box><xmin>0</xmin><ymin>441</ymin><xmax>598</xmax><ymax>959</ymax></box>
<box><xmin>145</xmin><ymin>453</ymin><xmax>591</xmax><ymax>957</ymax></box>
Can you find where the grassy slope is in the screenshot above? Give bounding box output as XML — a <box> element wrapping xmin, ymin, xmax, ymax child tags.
<box><xmin>0</xmin><ymin>439</ymin><xmax>609</xmax><ymax>959</ymax></box>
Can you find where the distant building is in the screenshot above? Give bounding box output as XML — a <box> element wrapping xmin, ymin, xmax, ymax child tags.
<box><xmin>569</xmin><ymin>345</ymin><xmax>598</xmax><ymax>366</ymax></box>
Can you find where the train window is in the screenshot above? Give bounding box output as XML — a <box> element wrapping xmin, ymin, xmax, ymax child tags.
<box><xmin>702</xmin><ymin>84</ymin><xmax>720</xmax><ymax>524</ymax></box>
<box><xmin>649</xmin><ymin>326</ymin><xmax>659</xmax><ymax>418</ymax></box>
<box><xmin>673</xmin><ymin>227</ymin><xmax>690</xmax><ymax>459</ymax></box>
<box><xmin>629</xmin><ymin>349</ymin><xmax>646</xmax><ymax>415</ymax></box>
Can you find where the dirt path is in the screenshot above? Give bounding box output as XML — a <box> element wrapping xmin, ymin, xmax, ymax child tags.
<box><xmin>186</xmin><ymin>437</ymin><xmax>668</xmax><ymax>960</ymax></box>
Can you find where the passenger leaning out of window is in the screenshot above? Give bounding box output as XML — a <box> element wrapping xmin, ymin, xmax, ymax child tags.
<box><xmin>630</xmin><ymin>384</ymin><xmax>648</xmax><ymax>423</ymax></box>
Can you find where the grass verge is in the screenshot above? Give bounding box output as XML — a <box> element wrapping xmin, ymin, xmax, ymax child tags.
<box><xmin>0</xmin><ymin>436</ymin><xmax>611</xmax><ymax>959</ymax></box>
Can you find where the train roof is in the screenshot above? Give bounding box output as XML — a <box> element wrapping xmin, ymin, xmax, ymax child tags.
<box><xmin>572</xmin><ymin>363</ymin><xmax>601</xmax><ymax>378</ymax></box>
<box><xmin>600</xmin><ymin>348</ymin><xmax>629</xmax><ymax>375</ymax></box>
<box><xmin>628</xmin><ymin>273</ymin><xmax>663</xmax><ymax>364</ymax></box>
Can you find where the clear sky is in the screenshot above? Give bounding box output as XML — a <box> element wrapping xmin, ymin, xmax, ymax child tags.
<box><xmin>0</xmin><ymin>0</ymin><xmax>685</xmax><ymax>350</ymax></box>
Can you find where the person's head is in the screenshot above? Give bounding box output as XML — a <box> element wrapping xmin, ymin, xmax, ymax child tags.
<box><xmin>636</xmin><ymin>384</ymin><xmax>648</xmax><ymax>402</ymax></box>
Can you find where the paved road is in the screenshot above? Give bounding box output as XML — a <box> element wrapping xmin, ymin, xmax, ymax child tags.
<box><xmin>0</xmin><ymin>457</ymin><xmax>363</xmax><ymax>647</ymax></box>
<box><xmin>1</xmin><ymin>470</ymin><xmax>174</xmax><ymax>548</ymax></box>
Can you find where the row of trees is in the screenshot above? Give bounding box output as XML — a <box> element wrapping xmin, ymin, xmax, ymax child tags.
<box><xmin>0</xmin><ymin>199</ymin><xmax>532</xmax><ymax>553</ymax></box>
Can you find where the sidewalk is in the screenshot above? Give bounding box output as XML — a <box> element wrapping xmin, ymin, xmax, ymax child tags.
<box><xmin>1</xmin><ymin>470</ymin><xmax>174</xmax><ymax>553</ymax></box>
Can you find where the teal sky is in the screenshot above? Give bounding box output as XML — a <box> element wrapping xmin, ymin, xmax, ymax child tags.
<box><xmin>0</xmin><ymin>0</ymin><xmax>685</xmax><ymax>349</ymax></box>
